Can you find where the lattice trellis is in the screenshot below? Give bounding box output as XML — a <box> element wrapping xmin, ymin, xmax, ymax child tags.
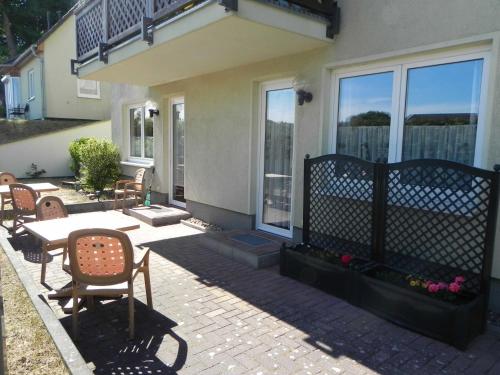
<box><xmin>108</xmin><ymin>0</ymin><xmax>147</xmax><ymax>40</ymax></box>
<box><xmin>304</xmin><ymin>155</ymin><xmax>375</xmax><ymax>260</ymax></box>
<box><xmin>302</xmin><ymin>154</ymin><xmax>499</xmax><ymax>295</ymax></box>
<box><xmin>383</xmin><ymin>161</ymin><xmax>496</xmax><ymax>294</ymax></box>
<box><xmin>76</xmin><ymin>1</ymin><xmax>103</xmax><ymax>57</ymax></box>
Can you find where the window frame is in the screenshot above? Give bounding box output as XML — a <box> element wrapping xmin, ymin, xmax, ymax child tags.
<box><xmin>28</xmin><ymin>69</ymin><xmax>35</xmax><ymax>101</ymax></box>
<box><xmin>77</xmin><ymin>79</ymin><xmax>101</xmax><ymax>99</ymax></box>
<box><xmin>127</xmin><ymin>103</ymin><xmax>154</xmax><ymax>162</ymax></box>
<box><xmin>330</xmin><ymin>49</ymin><xmax>490</xmax><ymax>168</ymax></box>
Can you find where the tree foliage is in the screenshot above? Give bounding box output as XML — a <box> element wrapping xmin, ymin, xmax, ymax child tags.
<box><xmin>0</xmin><ymin>0</ymin><xmax>75</xmax><ymax>61</ymax></box>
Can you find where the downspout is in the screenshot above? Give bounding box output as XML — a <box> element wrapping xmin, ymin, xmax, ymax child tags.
<box><xmin>30</xmin><ymin>45</ymin><xmax>46</xmax><ymax>120</ymax></box>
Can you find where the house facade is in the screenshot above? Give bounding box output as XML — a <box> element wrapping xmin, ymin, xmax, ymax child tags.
<box><xmin>0</xmin><ymin>10</ymin><xmax>111</xmax><ymax>120</ymax></box>
<box><xmin>72</xmin><ymin>0</ymin><xmax>500</xmax><ymax>306</ymax></box>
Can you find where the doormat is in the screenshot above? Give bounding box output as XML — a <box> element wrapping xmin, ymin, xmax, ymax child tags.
<box><xmin>231</xmin><ymin>234</ymin><xmax>272</xmax><ymax>247</ymax></box>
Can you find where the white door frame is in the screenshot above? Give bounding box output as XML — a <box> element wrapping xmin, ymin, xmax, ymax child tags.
<box><xmin>169</xmin><ymin>96</ymin><xmax>186</xmax><ymax>208</ymax></box>
<box><xmin>256</xmin><ymin>78</ymin><xmax>296</xmax><ymax>238</ymax></box>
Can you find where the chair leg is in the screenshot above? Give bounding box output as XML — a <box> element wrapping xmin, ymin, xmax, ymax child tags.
<box><xmin>128</xmin><ymin>282</ymin><xmax>135</xmax><ymax>339</ymax></box>
<box><xmin>40</xmin><ymin>243</ymin><xmax>48</xmax><ymax>284</ymax></box>
<box><xmin>0</xmin><ymin>196</ymin><xmax>4</xmax><ymax>226</ymax></box>
<box><xmin>143</xmin><ymin>254</ymin><xmax>153</xmax><ymax>309</ymax></box>
<box><xmin>62</xmin><ymin>246</ymin><xmax>68</xmax><ymax>270</ymax></box>
<box><xmin>72</xmin><ymin>285</ymin><xmax>79</xmax><ymax>340</ymax></box>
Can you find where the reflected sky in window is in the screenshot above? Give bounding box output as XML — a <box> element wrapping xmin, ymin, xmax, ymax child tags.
<box><xmin>266</xmin><ymin>89</ymin><xmax>295</xmax><ymax>124</ymax></box>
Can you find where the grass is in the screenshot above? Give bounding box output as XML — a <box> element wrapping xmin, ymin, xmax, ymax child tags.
<box><xmin>0</xmin><ymin>119</ymin><xmax>92</xmax><ymax>145</ymax></box>
<box><xmin>0</xmin><ymin>247</ymin><xmax>68</xmax><ymax>375</ymax></box>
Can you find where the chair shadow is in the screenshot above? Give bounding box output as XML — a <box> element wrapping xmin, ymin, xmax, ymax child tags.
<box><xmin>59</xmin><ymin>300</ymin><xmax>187</xmax><ymax>375</ymax></box>
<box><xmin>8</xmin><ymin>234</ymin><xmax>60</xmax><ymax>264</ymax></box>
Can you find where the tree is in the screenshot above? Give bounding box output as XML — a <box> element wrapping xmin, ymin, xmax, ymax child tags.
<box><xmin>0</xmin><ymin>0</ymin><xmax>75</xmax><ymax>62</ymax></box>
<box><xmin>340</xmin><ymin>111</ymin><xmax>391</xmax><ymax>127</ymax></box>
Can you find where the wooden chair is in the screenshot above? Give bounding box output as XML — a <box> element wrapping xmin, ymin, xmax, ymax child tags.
<box><xmin>0</xmin><ymin>172</ymin><xmax>16</xmax><ymax>226</ymax></box>
<box><xmin>9</xmin><ymin>183</ymin><xmax>37</xmax><ymax>237</ymax></box>
<box><xmin>67</xmin><ymin>228</ymin><xmax>152</xmax><ymax>340</ymax></box>
<box><xmin>113</xmin><ymin>168</ymin><xmax>147</xmax><ymax>210</ymax></box>
<box><xmin>36</xmin><ymin>196</ymin><xmax>69</xmax><ymax>284</ymax></box>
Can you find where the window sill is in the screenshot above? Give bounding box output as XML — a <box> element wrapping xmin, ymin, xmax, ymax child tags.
<box><xmin>121</xmin><ymin>160</ymin><xmax>154</xmax><ymax>168</ymax></box>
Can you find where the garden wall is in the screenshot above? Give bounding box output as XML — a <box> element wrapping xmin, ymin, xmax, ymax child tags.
<box><xmin>0</xmin><ymin>120</ymin><xmax>111</xmax><ymax>178</ymax></box>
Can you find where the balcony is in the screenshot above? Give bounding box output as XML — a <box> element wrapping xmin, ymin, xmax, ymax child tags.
<box><xmin>72</xmin><ymin>0</ymin><xmax>339</xmax><ymax>85</ymax></box>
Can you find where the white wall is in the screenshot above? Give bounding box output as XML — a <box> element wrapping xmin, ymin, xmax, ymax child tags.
<box><xmin>0</xmin><ymin>120</ymin><xmax>111</xmax><ymax>178</ymax></box>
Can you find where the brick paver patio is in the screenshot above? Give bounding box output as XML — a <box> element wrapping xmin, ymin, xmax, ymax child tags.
<box><xmin>4</xmin><ymin>217</ymin><xmax>500</xmax><ymax>374</ymax></box>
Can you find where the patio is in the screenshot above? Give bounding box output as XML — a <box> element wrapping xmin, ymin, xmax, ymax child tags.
<box><xmin>3</xmin><ymin>215</ymin><xmax>500</xmax><ymax>374</ymax></box>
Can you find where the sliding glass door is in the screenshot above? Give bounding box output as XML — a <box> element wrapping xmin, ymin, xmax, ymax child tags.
<box><xmin>257</xmin><ymin>80</ymin><xmax>295</xmax><ymax>238</ymax></box>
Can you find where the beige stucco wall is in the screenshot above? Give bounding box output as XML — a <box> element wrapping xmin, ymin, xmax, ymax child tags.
<box><xmin>0</xmin><ymin>120</ymin><xmax>111</xmax><ymax>177</ymax></box>
<box><xmin>42</xmin><ymin>15</ymin><xmax>111</xmax><ymax>120</ymax></box>
<box><xmin>19</xmin><ymin>57</ymin><xmax>43</xmax><ymax>120</ymax></box>
<box><xmin>110</xmin><ymin>0</ymin><xmax>500</xmax><ymax>274</ymax></box>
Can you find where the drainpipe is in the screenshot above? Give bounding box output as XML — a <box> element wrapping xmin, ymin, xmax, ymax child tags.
<box><xmin>30</xmin><ymin>45</ymin><xmax>45</xmax><ymax>120</ymax></box>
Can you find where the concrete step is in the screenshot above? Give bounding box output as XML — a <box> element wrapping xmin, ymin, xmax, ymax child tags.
<box><xmin>123</xmin><ymin>205</ymin><xmax>191</xmax><ymax>227</ymax></box>
<box><xmin>199</xmin><ymin>229</ymin><xmax>291</xmax><ymax>269</ymax></box>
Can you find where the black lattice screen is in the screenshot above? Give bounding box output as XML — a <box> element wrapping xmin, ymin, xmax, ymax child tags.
<box><xmin>304</xmin><ymin>155</ymin><xmax>376</xmax><ymax>260</ymax></box>
<box><xmin>302</xmin><ymin>154</ymin><xmax>499</xmax><ymax>295</ymax></box>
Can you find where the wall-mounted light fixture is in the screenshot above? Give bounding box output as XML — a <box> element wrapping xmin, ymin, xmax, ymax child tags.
<box><xmin>296</xmin><ymin>89</ymin><xmax>313</xmax><ymax>106</ymax></box>
<box><xmin>148</xmin><ymin>108</ymin><xmax>160</xmax><ymax>118</ymax></box>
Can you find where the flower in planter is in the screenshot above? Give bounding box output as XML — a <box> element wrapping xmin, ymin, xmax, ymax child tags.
<box><xmin>427</xmin><ymin>283</ymin><xmax>440</xmax><ymax>293</ymax></box>
<box><xmin>341</xmin><ymin>255</ymin><xmax>353</xmax><ymax>267</ymax></box>
<box><xmin>455</xmin><ymin>276</ymin><xmax>465</xmax><ymax>284</ymax></box>
<box><xmin>438</xmin><ymin>282</ymin><xmax>448</xmax><ymax>291</ymax></box>
<box><xmin>449</xmin><ymin>282</ymin><xmax>461</xmax><ymax>293</ymax></box>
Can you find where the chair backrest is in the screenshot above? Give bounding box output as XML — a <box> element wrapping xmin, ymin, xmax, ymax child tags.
<box><xmin>68</xmin><ymin>229</ymin><xmax>134</xmax><ymax>286</ymax></box>
<box><xmin>36</xmin><ymin>196</ymin><xmax>68</xmax><ymax>221</ymax></box>
<box><xmin>0</xmin><ymin>172</ymin><xmax>16</xmax><ymax>185</ymax></box>
<box><xmin>134</xmin><ymin>168</ymin><xmax>146</xmax><ymax>184</ymax></box>
<box><xmin>9</xmin><ymin>183</ymin><xmax>37</xmax><ymax>214</ymax></box>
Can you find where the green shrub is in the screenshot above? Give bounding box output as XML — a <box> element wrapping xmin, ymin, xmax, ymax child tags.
<box><xmin>69</xmin><ymin>137</ymin><xmax>91</xmax><ymax>177</ymax></box>
<box><xmin>79</xmin><ymin>138</ymin><xmax>121</xmax><ymax>193</ymax></box>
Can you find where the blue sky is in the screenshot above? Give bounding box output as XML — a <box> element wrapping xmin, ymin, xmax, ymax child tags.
<box><xmin>338</xmin><ymin>59</ymin><xmax>483</xmax><ymax>122</ymax></box>
<box><xmin>266</xmin><ymin>88</ymin><xmax>295</xmax><ymax>124</ymax></box>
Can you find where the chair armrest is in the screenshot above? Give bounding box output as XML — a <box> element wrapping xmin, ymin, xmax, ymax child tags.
<box><xmin>115</xmin><ymin>179</ymin><xmax>133</xmax><ymax>190</ymax></box>
<box><xmin>124</xmin><ymin>182</ymin><xmax>144</xmax><ymax>191</ymax></box>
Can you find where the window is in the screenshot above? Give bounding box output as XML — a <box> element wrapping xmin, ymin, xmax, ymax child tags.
<box><xmin>77</xmin><ymin>79</ymin><xmax>101</xmax><ymax>99</ymax></box>
<box><xmin>129</xmin><ymin>105</ymin><xmax>154</xmax><ymax>160</ymax></box>
<box><xmin>332</xmin><ymin>51</ymin><xmax>488</xmax><ymax>167</ymax></box>
<box><xmin>28</xmin><ymin>69</ymin><xmax>35</xmax><ymax>100</ymax></box>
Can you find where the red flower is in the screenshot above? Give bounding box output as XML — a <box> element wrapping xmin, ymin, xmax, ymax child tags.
<box><xmin>454</xmin><ymin>276</ymin><xmax>465</xmax><ymax>284</ymax></box>
<box><xmin>449</xmin><ymin>282</ymin><xmax>461</xmax><ymax>293</ymax></box>
<box><xmin>341</xmin><ymin>255</ymin><xmax>353</xmax><ymax>266</ymax></box>
<box><xmin>427</xmin><ymin>283</ymin><xmax>440</xmax><ymax>293</ymax></box>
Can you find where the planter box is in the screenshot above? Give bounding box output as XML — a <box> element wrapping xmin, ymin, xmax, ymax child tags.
<box><xmin>280</xmin><ymin>246</ymin><xmax>359</xmax><ymax>303</ymax></box>
<box><xmin>355</xmin><ymin>269</ymin><xmax>486</xmax><ymax>349</ymax></box>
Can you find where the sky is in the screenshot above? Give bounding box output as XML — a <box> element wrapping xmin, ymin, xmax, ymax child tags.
<box><xmin>266</xmin><ymin>88</ymin><xmax>295</xmax><ymax>124</ymax></box>
<box><xmin>338</xmin><ymin>59</ymin><xmax>484</xmax><ymax>123</ymax></box>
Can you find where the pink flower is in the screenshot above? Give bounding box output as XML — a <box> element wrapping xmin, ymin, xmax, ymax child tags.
<box><xmin>427</xmin><ymin>283</ymin><xmax>440</xmax><ymax>293</ymax></box>
<box><xmin>454</xmin><ymin>276</ymin><xmax>465</xmax><ymax>284</ymax></box>
<box><xmin>341</xmin><ymin>255</ymin><xmax>353</xmax><ymax>266</ymax></box>
<box><xmin>438</xmin><ymin>282</ymin><xmax>448</xmax><ymax>291</ymax></box>
<box><xmin>449</xmin><ymin>282</ymin><xmax>461</xmax><ymax>293</ymax></box>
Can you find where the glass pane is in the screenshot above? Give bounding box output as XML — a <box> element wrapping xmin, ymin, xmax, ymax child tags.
<box><xmin>262</xmin><ymin>88</ymin><xmax>295</xmax><ymax>231</ymax></box>
<box><xmin>172</xmin><ymin>102</ymin><xmax>185</xmax><ymax>203</ymax></box>
<box><xmin>144</xmin><ymin>116</ymin><xmax>154</xmax><ymax>159</ymax></box>
<box><xmin>130</xmin><ymin>107</ymin><xmax>142</xmax><ymax>157</ymax></box>
<box><xmin>337</xmin><ymin>72</ymin><xmax>393</xmax><ymax>162</ymax></box>
<box><xmin>403</xmin><ymin>59</ymin><xmax>483</xmax><ymax>166</ymax></box>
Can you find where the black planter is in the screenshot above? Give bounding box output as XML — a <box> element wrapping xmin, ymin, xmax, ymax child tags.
<box><xmin>280</xmin><ymin>246</ymin><xmax>358</xmax><ymax>303</ymax></box>
<box><xmin>355</xmin><ymin>271</ymin><xmax>486</xmax><ymax>349</ymax></box>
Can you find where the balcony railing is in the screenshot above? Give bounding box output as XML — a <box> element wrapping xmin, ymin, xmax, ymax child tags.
<box><xmin>73</xmin><ymin>0</ymin><xmax>340</xmax><ymax>66</ymax></box>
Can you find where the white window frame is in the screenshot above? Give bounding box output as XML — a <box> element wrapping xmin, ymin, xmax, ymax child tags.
<box><xmin>256</xmin><ymin>78</ymin><xmax>296</xmax><ymax>239</ymax></box>
<box><xmin>169</xmin><ymin>96</ymin><xmax>186</xmax><ymax>208</ymax></box>
<box><xmin>330</xmin><ymin>48</ymin><xmax>490</xmax><ymax>168</ymax></box>
<box><xmin>28</xmin><ymin>69</ymin><xmax>35</xmax><ymax>101</ymax></box>
<box><xmin>77</xmin><ymin>79</ymin><xmax>101</xmax><ymax>99</ymax></box>
<box><xmin>127</xmin><ymin>103</ymin><xmax>154</xmax><ymax>161</ymax></box>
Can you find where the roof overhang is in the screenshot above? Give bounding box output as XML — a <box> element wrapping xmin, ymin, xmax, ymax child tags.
<box><xmin>77</xmin><ymin>0</ymin><xmax>332</xmax><ymax>86</ymax></box>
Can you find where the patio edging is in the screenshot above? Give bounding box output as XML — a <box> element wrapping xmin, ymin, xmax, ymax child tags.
<box><xmin>0</xmin><ymin>232</ymin><xmax>92</xmax><ymax>375</ymax></box>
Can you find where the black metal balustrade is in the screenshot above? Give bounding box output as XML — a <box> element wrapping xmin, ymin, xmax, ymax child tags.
<box><xmin>73</xmin><ymin>0</ymin><xmax>340</xmax><ymax>67</ymax></box>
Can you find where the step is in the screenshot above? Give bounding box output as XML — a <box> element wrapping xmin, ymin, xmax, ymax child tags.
<box><xmin>199</xmin><ymin>229</ymin><xmax>291</xmax><ymax>269</ymax></box>
<box><xmin>123</xmin><ymin>205</ymin><xmax>191</xmax><ymax>227</ymax></box>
